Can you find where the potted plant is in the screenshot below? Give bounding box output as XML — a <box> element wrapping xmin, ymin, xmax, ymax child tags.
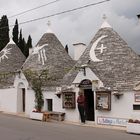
<box><xmin>126</xmin><ymin>119</ymin><xmax>140</xmax><ymax>134</ymax></box>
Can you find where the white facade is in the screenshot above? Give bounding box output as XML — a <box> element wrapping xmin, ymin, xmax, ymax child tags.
<box><xmin>0</xmin><ymin>69</ymin><xmax>140</xmax><ymax>127</ymax></box>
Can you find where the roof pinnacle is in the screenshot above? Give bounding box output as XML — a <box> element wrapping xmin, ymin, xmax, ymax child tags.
<box><xmin>100</xmin><ymin>14</ymin><xmax>112</xmax><ymax>29</ymax></box>
<box><xmin>46</xmin><ymin>20</ymin><xmax>53</xmax><ymax>33</ymax></box>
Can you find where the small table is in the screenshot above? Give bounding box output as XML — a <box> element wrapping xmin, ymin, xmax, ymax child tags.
<box><xmin>42</xmin><ymin>112</ymin><xmax>51</xmax><ymax>122</ymax></box>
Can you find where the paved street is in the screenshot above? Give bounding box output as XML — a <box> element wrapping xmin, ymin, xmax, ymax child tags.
<box><xmin>0</xmin><ymin>113</ymin><xmax>139</xmax><ymax>140</ymax></box>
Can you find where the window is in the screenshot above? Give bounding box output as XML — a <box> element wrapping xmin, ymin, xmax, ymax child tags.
<box><xmin>134</xmin><ymin>93</ymin><xmax>140</xmax><ymax>102</ymax></box>
<box><xmin>62</xmin><ymin>92</ymin><xmax>76</xmax><ymax>109</ymax></box>
<box><xmin>96</xmin><ymin>91</ymin><xmax>111</xmax><ymax>111</ymax></box>
<box><xmin>46</xmin><ymin>99</ymin><xmax>53</xmax><ymax>111</ymax></box>
<box><xmin>133</xmin><ymin>104</ymin><xmax>140</xmax><ymax>110</ymax></box>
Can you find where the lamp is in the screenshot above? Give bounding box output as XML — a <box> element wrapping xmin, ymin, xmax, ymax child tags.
<box><xmin>113</xmin><ymin>91</ymin><xmax>123</xmax><ymax>99</ymax></box>
<box><xmin>55</xmin><ymin>93</ymin><xmax>61</xmax><ymax>98</ymax></box>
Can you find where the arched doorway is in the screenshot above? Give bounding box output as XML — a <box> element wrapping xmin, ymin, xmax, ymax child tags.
<box><xmin>79</xmin><ymin>79</ymin><xmax>95</xmax><ymax>121</ymax></box>
<box><xmin>17</xmin><ymin>82</ymin><xmax>26</xmax><ymax>113</ymax></box>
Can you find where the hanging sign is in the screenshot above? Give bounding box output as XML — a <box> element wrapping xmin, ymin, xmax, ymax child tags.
<box><xmin>79</xmin><ymin>79</ymin><xmax>92</xmax><ymax>88</ymax></box>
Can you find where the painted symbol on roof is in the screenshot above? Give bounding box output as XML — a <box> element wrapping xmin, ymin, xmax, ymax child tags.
<box><xmin>0</xmin><ymin>47</ymin><xmax>12</xmax><ymax>63</ymax></box>
<box><xmin>90</xmin><ymin>35</ymin><xmax>107</xmax><ymax>62</ymax></box>
<box><xmin>32</xmin><ymin>44</ymin><xmax>48</xmax><ymax>65</ymax></box>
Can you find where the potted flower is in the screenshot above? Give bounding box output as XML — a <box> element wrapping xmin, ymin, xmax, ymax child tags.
<box><xmin>30</xmin><ymin>109</ymin><xmax>44</xmax><ymax>120</ymax></box>
<box><xmin>126</xmin><ymin>119</ymin><xmax>140</xmax><ymax>134</ymax></box>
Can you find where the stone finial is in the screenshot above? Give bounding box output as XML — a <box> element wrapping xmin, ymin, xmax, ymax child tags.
<box><xmin>47</xmin><ymin>20</ymin><xmax>51</xmax><ymax>27</ymax></box>
<box><xmin>47</xmin><ymin>20</ymin><xmax>53</xmax><ymax>33</ymax></box>
<box><xmin>103</xmin><ymin>14</ymin><xmax>107</xmax><ymax>21</ymax></box>
<box><xmin>100</xmin><ymin>14</ymin><xmax>112</xmax><ymax>29</ymax></box>
<box><xmin>8</xmin><ymin>37</ymin><xmax>15</xmax><ymax>45</ymax></box>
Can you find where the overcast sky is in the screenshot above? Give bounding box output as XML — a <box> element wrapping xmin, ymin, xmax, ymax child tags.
<box><xmin>0</xmin><ymin>0</ymin><xmax>140</xmax><ymax>57</ymax></box>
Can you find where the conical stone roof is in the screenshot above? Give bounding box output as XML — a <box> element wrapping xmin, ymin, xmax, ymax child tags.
<box><xmin>63</xmin><ymin>22</ymin><xmax>140</xmax><ymax>91</ymax></box>
<box><xmin>0</xmin><ymin>39</ymin><xmax>26</xmax><ymax>88</ymax></box>
<box><xmin>23</xmin><ymin>32</ymin><xmax>75</xmax><ymax>87</ymax></box>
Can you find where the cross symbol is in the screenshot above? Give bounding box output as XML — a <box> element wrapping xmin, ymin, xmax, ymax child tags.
<box><xmin>96</xmin><ymin>44</ymin><xmax>106</xmax><ymax>54</ymax></box>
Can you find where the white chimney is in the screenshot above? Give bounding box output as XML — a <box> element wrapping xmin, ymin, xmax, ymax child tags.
<box><xmin>73</xmin><ymin>43</ymin><xmax>86</xmax><ymax>60</ymax></box>
<box><xmin>29</xmin><ymin>48</ymin><xmax>33</xmax><ymax>55</ymax></box>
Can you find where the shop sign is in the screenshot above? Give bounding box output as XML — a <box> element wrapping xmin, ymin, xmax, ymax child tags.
<box><xmin>79</xmin><ymin>79</ymin><xmax>92</xmax><ymax>88</ymax></box>
<box><xmin>97</xmin><ymin>116</ymin><xmax>128</xmax><ymax>126</ymax></box>
<box><xmin>134</xmin><ymin>93</ymin><xmax>140</xmax><ymax>102</ymax></box>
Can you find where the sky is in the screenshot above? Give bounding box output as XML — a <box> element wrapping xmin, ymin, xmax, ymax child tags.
<box><xmin>0</xmin><ymin>0</ymin><xmax>140</xmax><ymax>57</ymax></box>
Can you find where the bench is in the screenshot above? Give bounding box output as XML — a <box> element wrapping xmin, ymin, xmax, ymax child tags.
<box><xmin>43</xmin><ymin>111</ymin><xmax>65</xmax><ymax>121</ymax></box>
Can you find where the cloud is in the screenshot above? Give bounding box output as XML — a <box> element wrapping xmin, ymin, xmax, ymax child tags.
<box><xmin>0</xmin><ymin>0</ymin><xmax>140</xmax><ymax>57</ymax></box>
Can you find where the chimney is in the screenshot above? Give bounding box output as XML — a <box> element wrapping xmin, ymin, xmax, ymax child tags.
<box><xmin>29</xmin><ymin>48</ymin><xmax>33</xmax><ymax>55</ymax></box>
<box><xmin>73</xmin><ymin>43</ymin><xmax>86</xmax><ymax>60</ymax></box>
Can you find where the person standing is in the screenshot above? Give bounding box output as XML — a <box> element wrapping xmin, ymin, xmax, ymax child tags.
<box><xmin>77</xmin><ymin>91</ymin><xmax>85</xmax><ymax>123</ymax></box>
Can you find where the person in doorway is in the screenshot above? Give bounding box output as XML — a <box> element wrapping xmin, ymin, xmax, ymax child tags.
<box><xmin>77</xmin><ymin>91</ymin><xmax>85</xmax><ymax>123</ymax></box>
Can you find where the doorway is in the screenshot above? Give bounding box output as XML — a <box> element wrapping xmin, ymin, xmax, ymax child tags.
<box><xmin>22</xmin><ymin>88</ymin><xmax>25</xmax><ymax>112</ymax></box>
<box><xmin>84</xmin><ymin>89</ymin><xmax>94</xmax><ymax>121</ymax></box>
<box><xmin>46</xmin><ymin>99</ymin><xmax>53</xmax><ymax>111</ymax></box>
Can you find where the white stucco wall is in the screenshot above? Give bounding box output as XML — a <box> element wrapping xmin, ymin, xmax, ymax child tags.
<box><xmin>25</xmin><ymin>89</ymin><xmax>35</xmax><ymax>115</ymax></box>
<box><xmin>0</xmin><ymin>88</ymin><xmax>17</xmax><ymax>113</ymax></box>
<box><xmin>95</xmin><ymin>91</ymin><xmax>140</xmax><ymax>124</ymax></box>
<box><xmin>43</xmin><ymin>88</ymin><xmax>80</xmax><ymax>122</ymax></box>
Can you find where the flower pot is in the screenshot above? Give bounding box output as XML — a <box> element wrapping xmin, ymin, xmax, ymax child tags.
<box><xmin>30</xmin><ymin>112</ymin><xmax>43</xmax><ymax>121</ymax></box>
<box><xmin>126</xmin><ymin>122</ymin><xmax>140</xmax><ymax>134</ymax></box>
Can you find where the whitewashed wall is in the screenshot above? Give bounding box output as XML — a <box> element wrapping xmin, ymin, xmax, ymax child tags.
<box><xmin>95</xmin><ymin>91</ymin><xmax>137</xmax><ymax>124</ymax></box>
<box><xmin>43</xmin><ymin>88</ymin><xmax>80</xmax><ymax>122</ymax></box>
<box><xmin>0</xmin><ymin>88</ymin><xmax>17</xmax><ymax>113</ymax></box>
<box><xmin>25</xmin><ymin>89</ymin><xmax>35</xmax><ymax>115</ymax></box>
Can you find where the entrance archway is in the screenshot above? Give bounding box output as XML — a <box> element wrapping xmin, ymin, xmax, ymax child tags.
<box><xmin>79</xmin><ymin>79</ymin><xmax>95</xmax><ymax>121</ymax></box>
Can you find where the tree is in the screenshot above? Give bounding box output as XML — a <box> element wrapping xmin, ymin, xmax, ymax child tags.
<box><xmin>22</xmin><ymin>38</ymin><xmax>29</xmax><ymax>58</ymax></box>
<box><xmin>26</xmin><ymin>35</ymin><xmax>33</xmax><ymax>49</ymax></box>
<box><xmin>25</xmin><ymin>35</ymin><xmax>33</xmax><ymax>57</ymax></box>
<box><xmin>65</xmin><ymin>44</ymin><xmax>68</xmax><ymax>54</ymax></box>
<box><xmin>24</xmin><ymin>69</ymin><xmax>49</xmax><ymax>112</ymax></box>
<box><xmin>18</xmin><ymin>29</ymin><xmax>27</xmax><ymax>56</ymax></box>
<box><xmin>12</xmin><ymin>19</ymin><xmax>19</xmax><ymax>45</ymax></box>
<box><xmin>0</xmin><ymin>15</ymin><xmax>9</xmax><ymax>51</ymax></box>
<box><xmin>18</xmin><ymin>29</ymin><xmax>23</xmax><ymax>52</ymax></box>
<box><xmin>22</xmin><ymin>38</ymin><xmax>28</xmax><ymax>57</ymax></box>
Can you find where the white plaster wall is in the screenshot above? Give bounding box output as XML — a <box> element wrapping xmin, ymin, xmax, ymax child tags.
<box><xmin>0</xmin><ymin>88</ymin><xmax>17</xmax><ymax>113</ymax></box>
<box><xmin>43</xmin><ymin>88</ymin><xmax>140</xmax><ymax>124</ymax></box>
<box><xmin>25</xmin><ymin>89</ymin><xmax>35</xmax><ymax>115</ymax></box>
<box><xmin>43</xmin><ymin>88</ymin><xmax>80</xmax><ymax>122</ymax></box>
<box><xmin>95</xmin><ymin>91</ymin><xmax>138</xmax><ymax>124</ymax></box>
<box><xmin>17</xmin><ymin>88</ymin><xmax>23</xmax><ymax>113</ymax></box>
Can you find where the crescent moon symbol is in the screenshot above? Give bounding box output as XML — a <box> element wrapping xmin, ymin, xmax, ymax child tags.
<box><xmin>90</xmin><ymin>35</ymin><xmax>107</xmax><ymax>62</ymax></box>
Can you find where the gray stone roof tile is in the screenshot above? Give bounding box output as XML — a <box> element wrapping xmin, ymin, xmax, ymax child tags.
<box><xmin>63</xmin><ymin>28</ymin><xmax>140</xmax><ymax>91</ymax></box>
<box><xmin>0</xmin><ymin>42</ymin><xmax>26</xmax><ymax>88</ymax></box>
<box><xmin>23</xmin><ymin>33</ymin><xmax>75</xmax><ymax>87</ymax></box>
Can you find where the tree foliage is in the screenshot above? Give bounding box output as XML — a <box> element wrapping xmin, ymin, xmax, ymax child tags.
<box><xmin>0</xmin><ymin>15</ymin><xmax>9</xmax><ymax>51</ymax></box>
<box><xmin>26</xmin><ymin>35</ymin><xmax>33</xmax><ymax>49</ymax></box>
<box><xmin>24</xmin><ymin>69</ymin><xmax>49</xmax><ymax>112</ymax></box>
<box><xmin>12</xmin><ymin>19</ymin><xmax>19</xmax><ymax>45</ymax></box>
<box><xmin>65</xmin><ymin>44</ymin><xmax>69</xmax><ymax>54</ymax></box>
